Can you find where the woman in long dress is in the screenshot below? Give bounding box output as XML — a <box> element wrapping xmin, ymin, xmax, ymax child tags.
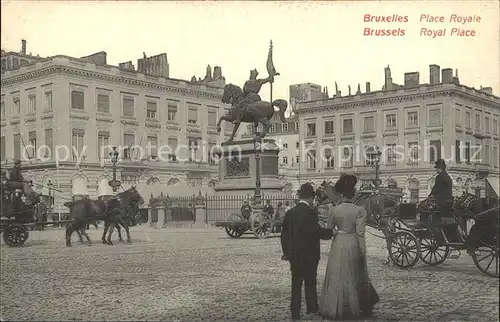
<box><xmin>319</xmin><ymin>174</ymin><xmax>379</xmax><ymax>320</ymax></box>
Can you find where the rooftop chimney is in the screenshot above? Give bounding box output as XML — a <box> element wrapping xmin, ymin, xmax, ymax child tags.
<box><xmin>442</xmin><ymin>68</ymin><xmax>453</xmax><ymax>84</ymax></box>
<box><xmin>404</xmin><ymin>72</ymin><xmax>420</xmax><ymax>88</ymax></box>
<box><xmin>119</xmin><ymin>61</ymin><xmax>135</xmax><ymax>70</ymax></box>
<box><xmin>480</xmin><ymin>86</ymin><xmax>493</xmax><ymax>95</ymax></box>
<box><xmin>384</xmin><ymin>65</ymin><xmax>393</xmax><ymax>90</ymax></box>
<box><xmin>213</xmin><ymin>66</ymin><xmax>222</xmax><ymax>79</ymax></box>
<box><xmin>429</xmin><ymin>64</ymin><xmax>440</xmax><ymax>85</ymax></box>
<box><xmin>366</xmin><ymin>82</ymin><xmax>371</xmax><ymax>93</ymax></box>
<box><xmin>21</xmin><ymin>39</ymin><xmax>26</xmax><ymax>55</ymax></box>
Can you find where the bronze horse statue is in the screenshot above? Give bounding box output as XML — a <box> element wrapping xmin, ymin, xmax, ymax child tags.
<box><xmin>216</xmin><ymin>83</ymin><xmax>288</xmax><ymax>143</ymax></box>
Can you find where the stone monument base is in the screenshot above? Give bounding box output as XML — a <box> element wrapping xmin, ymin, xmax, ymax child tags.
<box><xmin>213</xmin><ymin>138</ymin><xmax>284</xmax><ymax>196</ymax></box>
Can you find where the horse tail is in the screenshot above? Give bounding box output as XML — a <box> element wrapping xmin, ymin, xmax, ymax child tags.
<box><xmin>272</xmin><ymin>99</ymin><xmax>288</xmax><ymax>122</ymax></box>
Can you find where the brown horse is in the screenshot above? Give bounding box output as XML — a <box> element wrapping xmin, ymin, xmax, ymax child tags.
<box><xmin>216</xmin><ymin>84</ymin><xmax>288</xmax><ymax>143</ymax></box>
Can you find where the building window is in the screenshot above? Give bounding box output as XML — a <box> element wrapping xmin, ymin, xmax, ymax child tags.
<box><xmin>44</xmin><ymin>129</ymin><xmax>53</xmax><ymax>158</ymax></box>
<box><xmin>0</xmin><ymin>136</ymin><xmax>5</xmax><ymax>161</ymax></box>
<box><xmin>409</xmin><ymin>180</ymin><xmax>419</xmax><ymax>203</ymax></box>
<box><xmin>71</xmin><ymin>130</ymin><xmax>85</xmax><ymax>161</ymax></box>
<box><xmin>493</xmin><ymin>118</ymin><xmax>498</xmax><ymax>134</ymax></box>
<box><xmin>167</xmin><ymin>102</ymin><xmax>178</xmax><ymax>121</ymax></box>
<box><xmin>484</xmin><ymin>145</ymin><xmax>489</xmax><ymax>165</ymax></box>
<box><xmin>306</xmin><ymin>122</ymin><xmax>316</xmax><ymax>137</ymax></box>
<box><xmin>342</xmin><ymin>118</ymin><xmax>353</xmax><ymax>134</ymax></box>
<box><xmin>325</xmin><ymin>148</ymin><xmax>334</xmax><ymax>168</ymax></box>
<box><xmin>324</xmin><ymin>120</ymin><xmax>334</xmax><ymax>135</ymax></box>
<box><xmin>283</xmin><ymin>156</ymin><xmax>288</xmax><ymax>165</ymax></box>
<box><xmin>123</xmin><ymin>133</ymin><xmax>135</xmax><ymax>159</ymax></box>
<box><xmin>168</xmin><ymin>137</ymin><xmax>178</xmax><ymax>161</ymax></box>
<box><xmin>485</xmin><ymin>117</ymin><xmax>490</xmax><ymax>133</ymax></box>
<box><xmin>208</xmin><ymin>109</ymin><xmax>217</xmax><ymax>127</ymax></box>
<box><xmin>188</xmin><ymin>137</ymin><xmax>200</xmax><ymax>162</ymax></box>
<box><xmin>365</xmin><ymin>147</ymin><xmax>376</xmax><ymax>166</ymax></box>
<box><xmin>465</xmin><ymin>111</ymin><xmax>471</xmax><ymax>128</ymax></box>
<box><xmin>270</xmin><ymin>124</ymin><xmax>277</xmax><ymax>133</ymax></box>
<box><xmin>385</xmin><ymin>113</ymin><xmax>397</xmax><ymax>130</ymax></box>
<box><xmin>294</xmin><ymin>122</ymin><xmax>299</xmax><ymax>131</ymax></box>
<box><xmin>282</xmin><ymin>123</ymin><xmax>288</xmax><ymax>132</ymax></box>
<box><xmin>95</xmin><ymin>94</ymin><xmax>109</xmax><ymax>113</ymax></box>
<box><xmin>188</xmin><ymin>107</ymin><xmax>198</xmax><ymax>124</ymax></box>
<box><xmin>493</xmin><ymin>146</ymin><xmax>498</xmax><ymax>167</ymax></box>
<box><xmin>28</xmin><ymin>95</ymin><xmax>36</xmax><ymax>114</ymax></box>
<box><xmin>455</xmin><ymin>140</ymin><xmax>461</xmax><ymax>163</ymax></box>
<box><xmin>208</xmin><ymin>142</ymin><xmax>217</xmax><ymax>164</ymax></box>
<box><xmin>429</xmin><ymin>140</ymin><xmax>441</xmax><ymax>162</ymax></box>
<box><xmin>44</xmin><ymin>91</ymin><xmax>52</xmax><ymax>110</ymax></box>
<box><xmin>428</xmin><ymin>108</ymin><xmax>441</xmax><ymax>126</ymax></box>
<box><xmin>455</xmin><ymin>109</ymin><xmax>461</xmax><ymax>126</ymax></box>
<box><xmin>342</xmin><ymin>147</ymin><xmax>353</xmax><ymax>167</ymax></box>
<box><xmin>475</xmin><ymin>114</ymin><xmax>481</xmax><ymax>130</ymax></box>
<box><xmin>122</xmin><ymin>98</ymin><xmax>134</xmax><ymax>117</ymax></box>
<box><xmin>386</xmin><ymin>144</ymin><xmax>396</xmax><ymax>164</ymax></box>
<box><xmin>71</xmin><ymin>90</ymin><xmax>84</xmax><ymax>110</ymax></box>
<box><xmin>146</xmin><ymin>101</ymin><xmax>157</xmax><ymax>119</ymax></box>
<box><xmin>13</xmin><ymin>98</ymin><xmax>20</xmax><ymax>116</ymax></box>
<box><xmin>306</xmin><ymin>150</ymin><xmax>316</xmax><ymax>169</ymax></box>
<box><xmin>296</xmin><ymin>142</ymin><xmax>300</xmax><ymax>148</ymax></box>
<box><xmin>295</xmin><ymin>156</ymin><xmax>299</xmax><ymax>165</ymax></box>
<box><xmin>28</xmin><ymin>131</ymin><xmax>36</xmax><ymax>159</ymax></box>
<box><xmin>1</xmin><ymin>101</ymin><xmax>5</xmax><ymax>119</ymax></box>
<box><xmin>408</xmin><ymin>142</ymin><xmax>419</xmax><ymax>162</ymax></box>
<box><xmin>13</xmin><ymin>133</ymin><xmax>21</xmax><ymax>159</ymax></box>
<box><xmin>465</xmin><ymin>142</ymin><xmax>471</xmax><ymax>163</ymax></box>
<box><xmin>97</xmin><ymin>133</ymin><xmax>110</xmax><ymax>160</ymax></box>
<box><xmin>407</xmin><ymin>111</ymin><xmax>418</xmax><ymax>127</ymax></box>
<box><xmin>363</xmin><ymin>116</ymin><xmax>375</xmax><ymax>133</ymax></box>
<box><xmin>147</xmin><ymin>135</ymin><xmax>158</xmax><ymax>159</ymax></box>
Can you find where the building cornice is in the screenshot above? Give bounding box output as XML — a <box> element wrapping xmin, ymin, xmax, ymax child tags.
<box><xmin>296</xmin><ymin>87</ymin><xmax>500</xmax><ymax>116</ymax></box>
<box><xmin>1</xmin><ymin>65</ymin><xmax>223</xmax><ymax>101</ymax></box>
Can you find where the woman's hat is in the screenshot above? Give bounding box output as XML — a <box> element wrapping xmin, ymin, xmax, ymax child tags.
<box><xmin>298</xmin><ymin>182</ymin><xmax>315</xmax><ymax>198</ymax></box>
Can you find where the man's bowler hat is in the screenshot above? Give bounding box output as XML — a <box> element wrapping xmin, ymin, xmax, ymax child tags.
<box><xmin>14</xmin><ymin>159</ymin><xmax>21</xmax><ymax>166</ymax></box>
<box><xmin>298</xmin><ymin>182</ymin><xmax>315</xmax><ymax>199</ymax></box>
<box><xmin>434</xmin><ymin>158</ymin><xmax>446</xmax><ymax>169</ymax></box>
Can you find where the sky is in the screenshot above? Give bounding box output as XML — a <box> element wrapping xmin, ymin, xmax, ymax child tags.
<box><xmin>2</xmin><ymin>1</ymin><xmax>499</xmax><ymax>105</ymax></box>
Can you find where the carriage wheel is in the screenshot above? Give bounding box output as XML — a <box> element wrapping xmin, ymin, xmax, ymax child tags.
<box><xmin>388</xmin><ymin>231</ymin><xmax>420</xmax><ymax>268</ymax></box>
<box><xmin>250</xmin><ymin>212</ymin><xmax>272</xmax><ymax>239</ymax></box>
<box><xmin>472</xmin><ymin>234</ymin><xmax>499</xmax><ymax>278</ymax></box>
<box><xmin>224</xmin><ymin>213</ymin><xmax>246</xmax><ymax>238</ymax></box>
<box><xmin>419</xmin><ymin>235</ymin><xmax>450</xmax><ymax>266</ymax></box>
<box><xmin>2</xmin><ymin>224</ymin><xmax>29</xmax><ymax>246</ymax></box>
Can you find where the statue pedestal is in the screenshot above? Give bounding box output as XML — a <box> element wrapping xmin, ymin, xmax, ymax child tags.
<box><xmin>213</xmin><ymin>138</ymin><xmax>284</xmax><ymax>196</ymax></box>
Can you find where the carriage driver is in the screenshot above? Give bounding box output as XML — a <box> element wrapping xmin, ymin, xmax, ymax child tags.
<box><xmin>429</xmin><ymin>158</ymin><xmax>454</xmax><ymax>217</ymax></box>
<box><xmin>7</xmin><ymin>159</ymin><xmax>38</xmax><ymax>206</ymax></box>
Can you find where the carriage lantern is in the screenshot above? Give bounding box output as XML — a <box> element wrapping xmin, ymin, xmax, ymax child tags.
<box><xmin>108</xmin><ymin>147</ymin><xmax>121</xmax><ymax>192</ymax></box>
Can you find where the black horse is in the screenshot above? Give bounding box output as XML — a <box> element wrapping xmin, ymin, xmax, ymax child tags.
<box><xmin>65</xmin><ymin>187</ymin><xmax>144</xmax><ymax>246</ymax></box>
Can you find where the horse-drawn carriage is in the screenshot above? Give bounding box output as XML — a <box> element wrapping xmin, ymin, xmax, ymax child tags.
<box><xmin>0</xmin><ymin>176</ymin><xmax>47</xmax><ymax>246</ymax></box>
<box><xmin>215</xmin><ymin>211</ymin><xmax>275</xmax><ymax>239</ymax></box>
<box><xmin>316</xmin><ymin>180</ymin><xmax>499</xmax><ymax>278</ymax></box>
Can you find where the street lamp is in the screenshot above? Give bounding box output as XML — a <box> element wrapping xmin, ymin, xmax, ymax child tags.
<box><xmin>372</xmin><ymin>146</ymin><xmax>382</xmax><ymax>187</ymax></box>
<box><xmin>108</xmin><ymin>147</ymin><xmax>121</xmax><ymax>192</ymax></box>
<box><xmin>253</xmin><ymin>125</ymin><xmax>262</xmax><ymax>210</ymax></box>
<box><xmin>47</xmin><ymin>180</ymin><xmax>53</xmax><ymax>209</ymax></box>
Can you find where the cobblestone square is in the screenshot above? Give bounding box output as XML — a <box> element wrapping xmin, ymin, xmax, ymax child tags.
<box><xmin>1</xmin><ymin>226</ymin><xmax>498</xmax><ymax>321</ymax></box>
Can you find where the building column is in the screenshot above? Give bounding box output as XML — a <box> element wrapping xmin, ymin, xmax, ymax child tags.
<box><xmin>194</xmin><ymin>192</ymin><xmax>206</xmax><ymax>227</ymax></box>
<box><xmin>147</xmin><ymin>208</ymin><xmax>153</xmax><ymax>226</ymax></box>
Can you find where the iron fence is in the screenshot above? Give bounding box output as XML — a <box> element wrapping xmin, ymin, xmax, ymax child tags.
<box><xmin>205</xmin><ymin>194</ymin><xmax>297</xmax><ymax>223</ymax></box>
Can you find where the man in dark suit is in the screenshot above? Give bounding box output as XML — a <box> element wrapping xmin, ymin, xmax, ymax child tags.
<box><xmin>281</xmin><ymin>182</ymin><xmax>332</xmax><ymax>320</ymax></box>
<box><xmin>429</xmin><ymin>158</ymin><xmax>454</xmax><ymax>217</ymax></box>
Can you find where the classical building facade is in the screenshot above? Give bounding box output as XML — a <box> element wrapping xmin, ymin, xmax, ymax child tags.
<box><xmin>1</xmin><ymin>44</ymin><xmax>234</xmax><ymax>208</ymax></box>
<box><xmin>296</xmin><ymin>65</ymin><xmax>500</xmax><ymax>201</ymax></box>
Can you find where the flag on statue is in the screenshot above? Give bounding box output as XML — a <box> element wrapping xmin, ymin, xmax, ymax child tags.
<box><xmin>266</xmin><ymin>41</ymin><xmax>277</xmax><ymax>77</ymax></box>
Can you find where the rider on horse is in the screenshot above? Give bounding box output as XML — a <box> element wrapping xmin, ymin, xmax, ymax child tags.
<box><xmin>231</xmin><ymin>69</ymin><xmax>278</xmax><ymax>123</ymax></box>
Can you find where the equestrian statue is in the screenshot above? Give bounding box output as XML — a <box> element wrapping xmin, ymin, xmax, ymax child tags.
<box><xmin>216</xmin><ymin>41</ymin><xmax>288</xmax><ymax>143</ymax></box>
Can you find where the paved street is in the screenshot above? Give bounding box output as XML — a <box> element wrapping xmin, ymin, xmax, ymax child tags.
<box><xmin>1</xmin><ymin>226</ymin><xmax>498</xmax><ymax>321</ymax></box>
